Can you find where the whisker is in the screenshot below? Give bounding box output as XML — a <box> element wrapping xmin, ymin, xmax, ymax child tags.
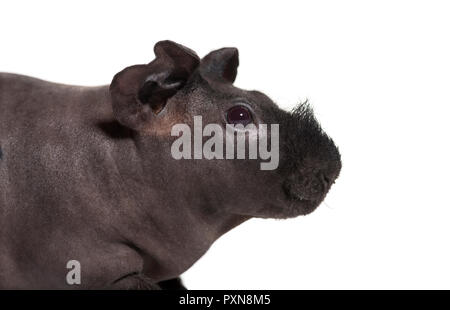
<box><xmin>323</xmin><ymin>200</ymin><xmax>334</xmax><ymax>210</ymax></box>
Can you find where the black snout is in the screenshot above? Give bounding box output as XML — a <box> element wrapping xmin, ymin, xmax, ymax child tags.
<box><xmin>279</xmin><ymin>102</ymin><xmax>342</xmax><ymax>203</ymax></box>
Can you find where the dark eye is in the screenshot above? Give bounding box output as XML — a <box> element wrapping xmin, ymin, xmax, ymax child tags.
<box><xmin>226</xmin><ymin>105</ymin><xmax>253</xmax><ymax>126</ymax></box>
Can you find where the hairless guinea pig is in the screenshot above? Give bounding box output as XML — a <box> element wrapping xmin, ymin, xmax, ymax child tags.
<box><xmin>0</xmin><ymin>41</ymin><xmax>341</xmax><ymax>289</ymax></box>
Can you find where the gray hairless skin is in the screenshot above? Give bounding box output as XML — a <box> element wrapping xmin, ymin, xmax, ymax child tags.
<box><xmin>0</xmin><ymin>41</ymin><xmax>341</xmax><ymax>289</ymax></box>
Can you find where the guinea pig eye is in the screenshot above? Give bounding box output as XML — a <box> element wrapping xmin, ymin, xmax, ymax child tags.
<box><xmin>226</xmin><ymin>105</ymin><xmax>253</xmax><ymax>126</ymax></box>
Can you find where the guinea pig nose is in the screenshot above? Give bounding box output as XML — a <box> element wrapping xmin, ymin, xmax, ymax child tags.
<box><xmin>320</xmin><ymin>164</ymin><xmax>341</xmax><ymax>189</ymax></box>
<box><xmin>321</xmin><ymin>173</ymin><xmax>333</xmax><ymax>189</ymax></box>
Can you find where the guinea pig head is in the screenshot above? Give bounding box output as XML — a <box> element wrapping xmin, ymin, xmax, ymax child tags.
<box><xmin>109</xmin><ymin>41</ymin><xmax>341</xmax><ymax>219</ymax></box>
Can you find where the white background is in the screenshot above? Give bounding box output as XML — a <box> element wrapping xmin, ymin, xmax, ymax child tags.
<box><xmin>1</xmin><ymin>0</ymin><xmax>449</xmax><ymax>289</ymax></box>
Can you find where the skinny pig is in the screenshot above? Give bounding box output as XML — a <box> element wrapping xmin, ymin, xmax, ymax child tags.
<box><xmin>0</xmin><ymin>41</ymin><xmax>341</xmax><ymax>289</ymax></box>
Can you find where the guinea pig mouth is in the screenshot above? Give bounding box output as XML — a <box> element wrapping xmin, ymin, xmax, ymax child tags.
<box><xmin>282</xmin><ymin>176</ymin><xmax>328</xmax><ymax>203</ymax></box>
<box><xmin>272</xmin><ymin>196</ymin><xmax>322</xmax><ymax>219</ymax></box>
<box><xmin>275</xmin><ymin>176</ymin><xmax>330</xmax><ymax>217</ymax></box>
<box><xmin>247</xmin><ymin>181</ymin><xmax>325</xmax><ymax>219</ymax></box>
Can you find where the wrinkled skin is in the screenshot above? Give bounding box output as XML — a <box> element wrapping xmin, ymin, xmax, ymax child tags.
<box><xmin>0</xmin><ymin>41</ymin><xmax>341</xmax><ymax>289</ymax></box>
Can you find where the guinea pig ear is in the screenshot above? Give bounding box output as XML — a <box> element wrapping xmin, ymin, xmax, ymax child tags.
<box><xmin>199</xmin><ymin>47</ymin><xmax>239</xmax><ymax>84</ymax></box>
<box><xmin>110</xmin><ymin>40</ymin><xmax>200</xmax><ymax>131</ymax></box>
